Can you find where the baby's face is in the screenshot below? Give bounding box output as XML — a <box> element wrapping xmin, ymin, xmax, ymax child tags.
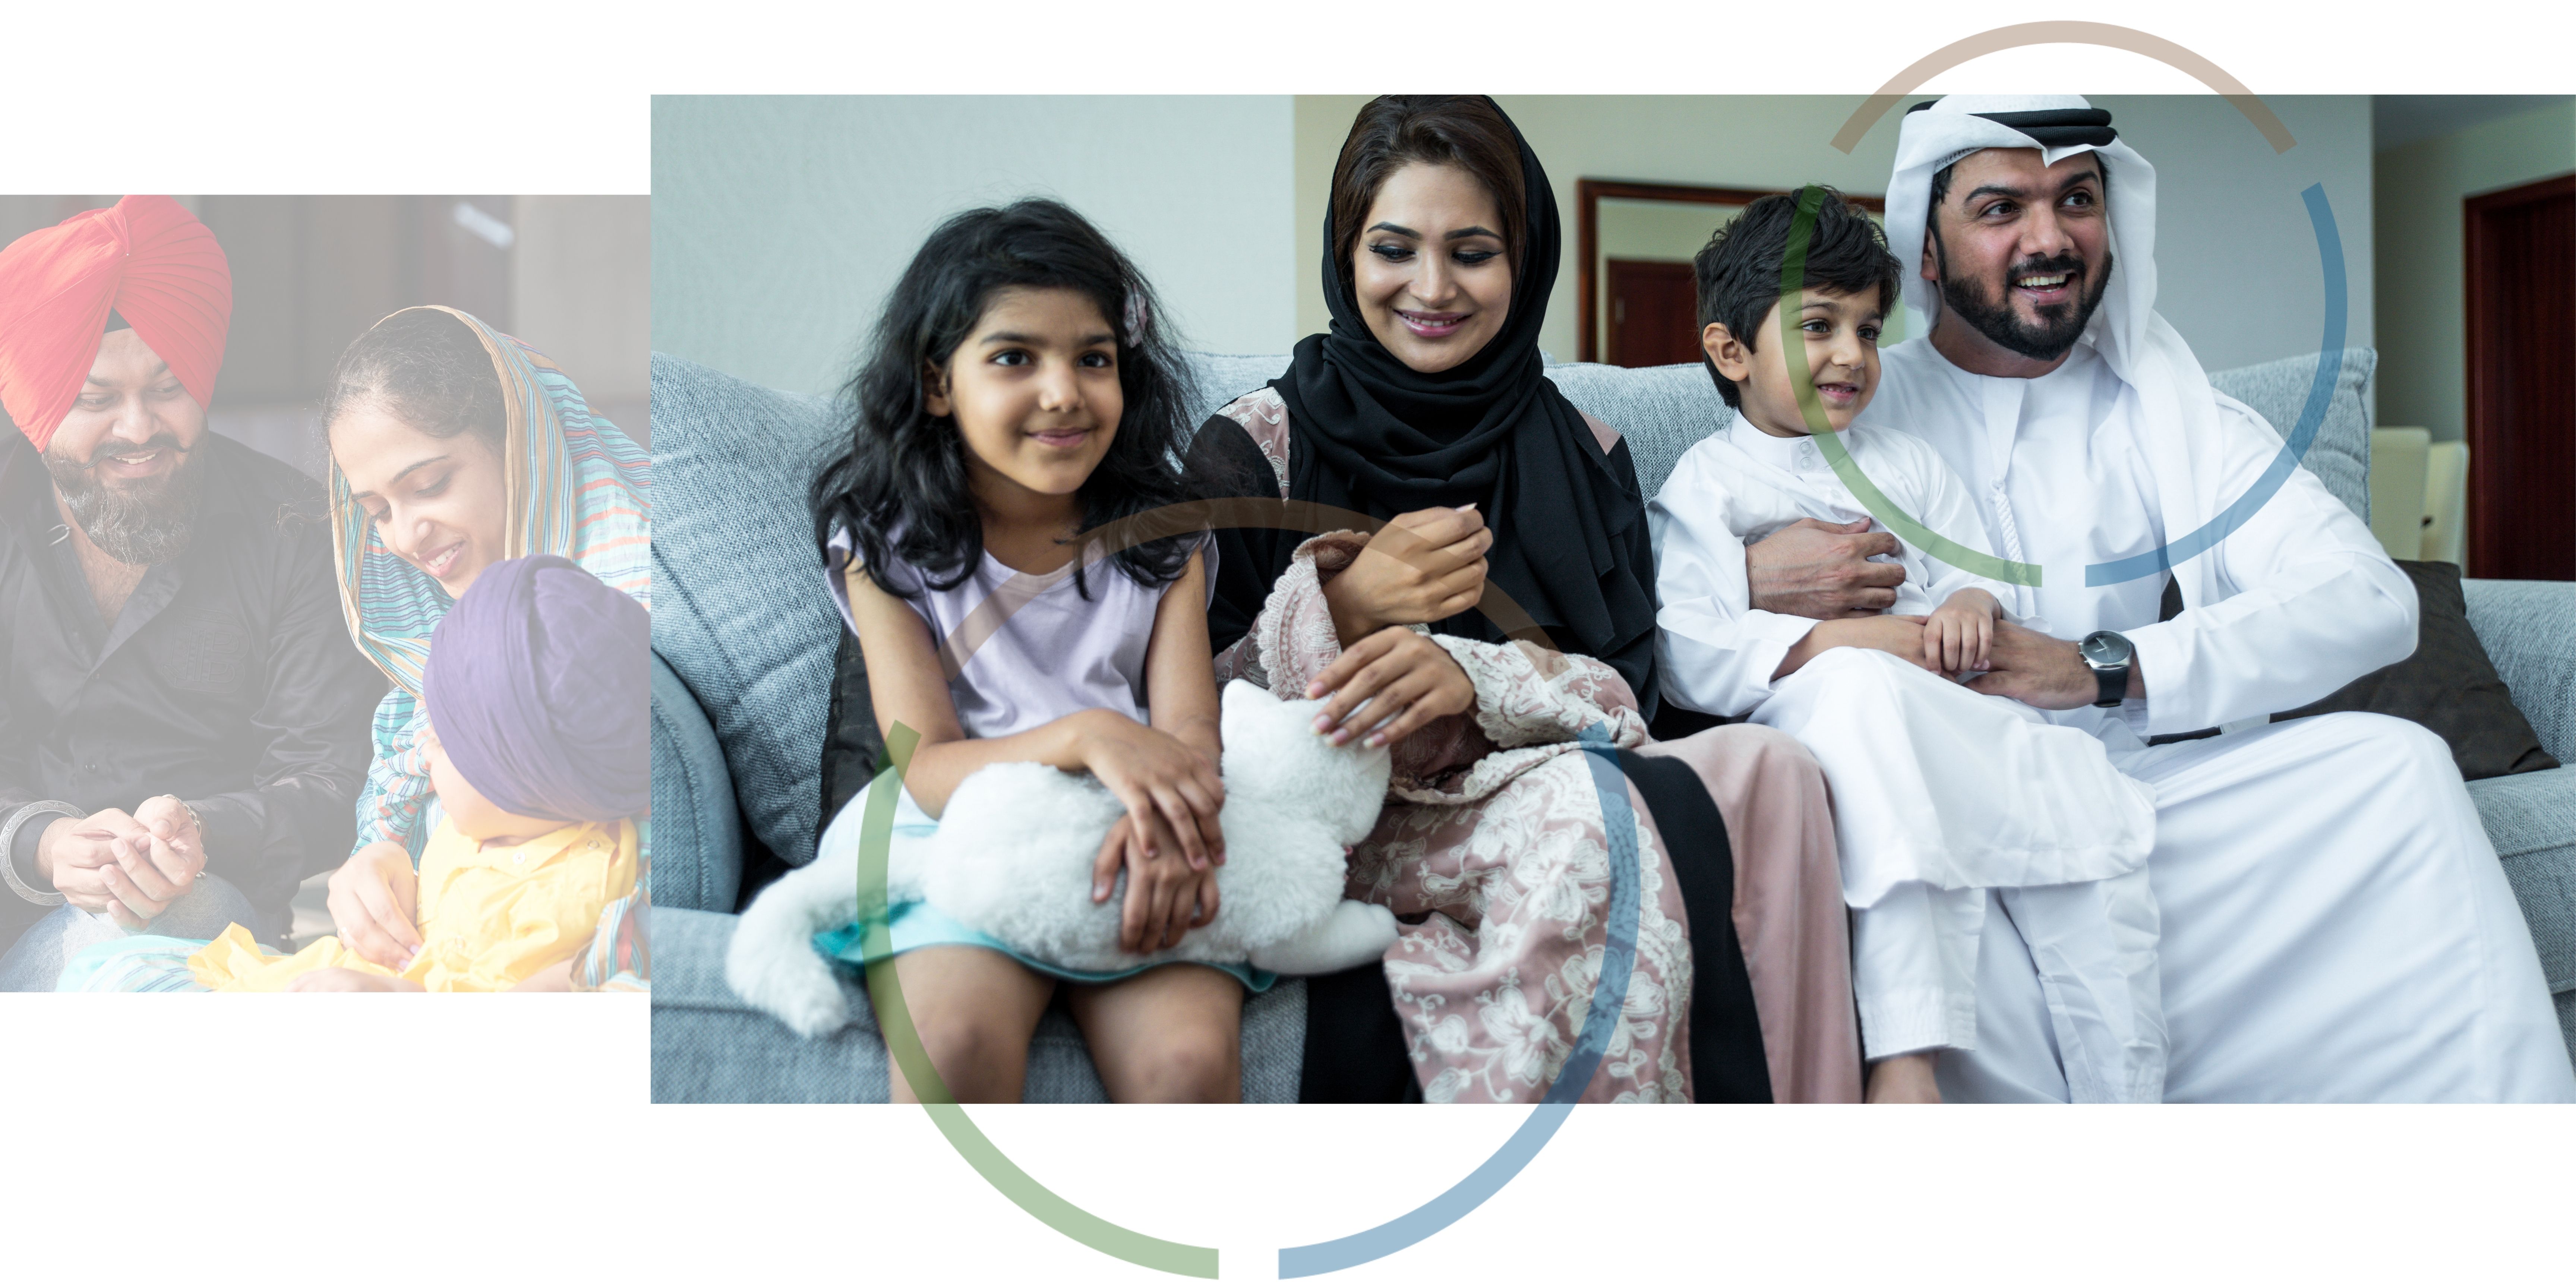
<box><xmin>422</xmin><ymin>717</ymin><xmax>568</xmax><ymax>843</ymax></box>
<box><xmin>1712</xmin><ymin>287</ymin><xmax>1884</xmax><ymax>438</ymax></box>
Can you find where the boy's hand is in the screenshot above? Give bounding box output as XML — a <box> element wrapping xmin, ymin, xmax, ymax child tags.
<box><xmin>1078</xmin><ymin>713</ymin><xmax>1226</xmax><ymax>872</ymax></box>
<box><xmin>1924</xmin><ymin>589</ymin><xmax>1998</xmax><ymax>675</ymax></box>
<box><xmin>1842</xmin><ymin>615</ymin><xmax>1942</xmax><ymax>672</ymax></box>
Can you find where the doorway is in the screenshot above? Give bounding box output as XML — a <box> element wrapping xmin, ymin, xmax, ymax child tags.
<box><xmin>1575</xmin><ymin>179</ymin><xmax>1887</xmax><ymax>366</ymax></box>
<box><xmin>2465</xmin><ymin>171</ymin><xmax>2575</xmax><ymax>581</ymax></box>
<box><xmin>1604</xmin><ymin>259</ymin><xmax>1702</xmax><ymax>367</ymax></box>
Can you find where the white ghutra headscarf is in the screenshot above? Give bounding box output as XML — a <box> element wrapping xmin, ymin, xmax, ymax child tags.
<box><xmin>1887</xmin><ymin>94</ymin><xmax>2267</xmax><ymax>604</ymax></box>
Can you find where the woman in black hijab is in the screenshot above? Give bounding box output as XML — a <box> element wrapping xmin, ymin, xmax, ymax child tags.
<box><xmin>1187</xmin><ymin>96</ymin><xmax>1861</xmax><ymax>1103</ymax></box>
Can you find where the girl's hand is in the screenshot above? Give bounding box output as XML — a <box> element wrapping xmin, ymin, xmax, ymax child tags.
<box><xmin>1078</xmin><ymin>713</ymin><xmax>1226</xmax><ymax>872</ymax></box>
<box><xmin>1320</xmin><ymin>506</ymin><xmax>1492</xmax><ymax>645</ymax></box>
<box><xmin>1306</xmin><ymin>626</ymin><xmax>1476</xmax><ymax>748</ymax></box>
<box><xmin>1923</xmin><ymin>590</ymin><xmax>1997</xmax><ymax>674</ymax></box>
<box><xmin>326</xmin><ymin>840</ymin><xmax>424</xmax><ymax>970</ymax></box>
<box><xmin>1115</xmin><ymin>821</ymin><xmax>1223</xmax><ymax>954</ymax></box>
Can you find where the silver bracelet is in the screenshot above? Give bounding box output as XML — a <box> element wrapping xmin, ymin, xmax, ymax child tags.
<box><xmin>1</xmin><ymin>801</ymin><xmax>83</xmax><ymax>907</ymax></box>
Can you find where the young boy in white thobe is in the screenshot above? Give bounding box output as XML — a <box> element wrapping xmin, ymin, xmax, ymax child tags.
<box><xmin>1648</xmin><ymin>189</ymin><xmax>2163</xmax><ymax>1103</ymax></box>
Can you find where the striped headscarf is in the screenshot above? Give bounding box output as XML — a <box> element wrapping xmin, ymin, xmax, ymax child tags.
<box><xmin>330</xmin><ymin>306</ymin><xmax>650</xmax><ymax>852</ymax></box>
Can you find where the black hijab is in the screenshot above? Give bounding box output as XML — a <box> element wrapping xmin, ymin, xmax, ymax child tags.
<box><xmin>1250</xmin><ymin>99</ymin><xmax>1661</xmax><ymax>706</ymax></box>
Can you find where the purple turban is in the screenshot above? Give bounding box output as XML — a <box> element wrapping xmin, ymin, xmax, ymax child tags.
<box><xmin>424</xmin><ymin>554</ymin><xmax>651</xmax><ymax>824</ymax></box>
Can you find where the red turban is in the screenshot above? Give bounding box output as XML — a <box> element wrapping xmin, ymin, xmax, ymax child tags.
<box><xmin>0</xmin><ymin>195</ymin><xmax>231</xmax><ymax>454</ymax></box>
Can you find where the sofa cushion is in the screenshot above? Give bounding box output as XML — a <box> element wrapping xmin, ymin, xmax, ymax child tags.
<box><xmin>1183</xmin><ymin>353</ymin><xmax>1294</xmax><ymax>429</ymax></box>
<box><xmin>2203</xmin><ymin>347</ymin><xmax>2377</xmax><ymax>527</ymax></box>
<box><xmin>647</xmin><ymin>353</ymin><xmax>849</xmax><ymax>869</ymax></box>
<box><xmin>2465</xmin><ymin>578</ymin><xmax>2576</xmax><ymax>766</ymax></box>
<box><xmin>2275</xmin><ymin>561</ymin><xmax>2560</xmax><ymax>780</ymax></box>
<box><xmin>2469</xmin><ymin>765</ymin><xmax>2576</xmax><ymax>995</ymax></box>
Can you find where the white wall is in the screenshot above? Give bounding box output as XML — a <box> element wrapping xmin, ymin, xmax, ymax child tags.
<box><xmin>2374</xmin><ymin>100</ymin><xmax>2576</xmax><ymax>442</ymax></box>
<box><xmin>2091</xmin><ymin>95</ymin><xmax>2376</xmax><ymax>373</ymax></box>
<box><xmin>515</xmin><ymin>196</ymin><xmax>651</xmax><ymax>411</ymax></box>
<box><xmin>1291</xmin><ymin>95</ymin><xmax>2375</xmax><ymax>375</ymax></box>
<box><xmin>650</xmin><ymin>96</ymin><xmax>1298</xmax><ymax>397</ymax></box>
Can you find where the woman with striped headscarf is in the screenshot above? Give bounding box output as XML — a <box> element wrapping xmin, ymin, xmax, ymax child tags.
<box><xmin>321</xmin><ymin>306</ymin><xmax>650</xmax><ymax>988</ymax></box>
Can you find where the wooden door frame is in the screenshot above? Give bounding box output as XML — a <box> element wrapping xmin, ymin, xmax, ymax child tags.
<box><xmin>1575</xmin><ymin>179</ymin><xmax>1884</xmax><ymax>363</ymax></box>
<box><xmin>2463</xmin><ymin>171</ymin><xmax>2576</xmax><ymax>576</ymax></box>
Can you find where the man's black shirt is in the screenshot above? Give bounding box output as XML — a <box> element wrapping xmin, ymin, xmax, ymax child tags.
<box><xmin>0</xmin><ymin>431</ymin><xmax>387</xmax><ymax>940</ymax></box>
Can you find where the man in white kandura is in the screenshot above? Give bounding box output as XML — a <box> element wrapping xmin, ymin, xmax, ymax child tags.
<box><xmin>1735</xmin><ymin>94</ymin><xmax>2573</xmax><ymax>1101</ymax></box>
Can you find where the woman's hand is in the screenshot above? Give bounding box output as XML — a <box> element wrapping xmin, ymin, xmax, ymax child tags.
<box><xmin>1923</xmin><ymin>589</ymin><xmax>1997</xmax><ymax>674</ymax></box>
<box><xmin>326</xmin><ymin>840</ymin><xmax>424</xmax><ymax>970</ymax></box>
<box><xmin>1320</xmin><ymin>505</ymin><xmax>1492</xmax><ymax>645</ymax></box>
<box><xmin>1307</xmin><ymin>626</ymin><xmax>1477</xmax><ymax>748</ymax></box>
<box><xmin>1076</xmin><ymin>713</ymin><xmax>1227</xmax><ymax>872</ymax></box>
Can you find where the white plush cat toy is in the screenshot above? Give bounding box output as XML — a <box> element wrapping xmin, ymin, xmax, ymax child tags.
<box><xmin>727</xmin><ymin>680</ymin><xmax>1399</xmax><ymax>1038</ymax></box>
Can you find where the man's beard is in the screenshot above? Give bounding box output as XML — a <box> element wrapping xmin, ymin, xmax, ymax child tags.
<box><xmin>44</xmin><ymin>436</ymin><xmax>206</xmax><ymax>566</ymax></box>
<box><xmin>1933</xmin><ymin>229</ymin><xmax>2114</xmax><ymax>363</ymax></box>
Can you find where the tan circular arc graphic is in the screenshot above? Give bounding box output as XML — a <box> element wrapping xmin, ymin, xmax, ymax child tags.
<box><xmin>1829</xmin><ymin>21</ymin><xmax>2295</xmax><ymax>154</ymax></box>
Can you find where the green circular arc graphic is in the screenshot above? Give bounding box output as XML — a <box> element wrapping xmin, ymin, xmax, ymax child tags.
<box><xmin>1775</xmin><ymin>186</ymin><xmax>2045</xmax><ymax>587</ymax></box>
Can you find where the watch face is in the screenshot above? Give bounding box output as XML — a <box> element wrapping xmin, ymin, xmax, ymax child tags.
<box><xmin>2081</xmin><ymin>632</ymin><xmax>2132</xmax><ymax>667</ymax></box>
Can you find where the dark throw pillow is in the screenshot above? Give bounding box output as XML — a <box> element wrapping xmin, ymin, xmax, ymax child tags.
<box><xmin>2271</xmin><ymin>559</ymin><xmax>2560</xmax><ymax>780</ymax></box>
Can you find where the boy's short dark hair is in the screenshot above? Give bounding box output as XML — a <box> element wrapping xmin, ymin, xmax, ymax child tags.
<box><xmin>1691</xmin><ymin>187</ymin><xmax>1904</xmax><ymax>408</ymax></box>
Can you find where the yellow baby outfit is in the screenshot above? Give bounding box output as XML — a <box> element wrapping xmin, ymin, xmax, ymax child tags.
<box><xmin>189</xmin><ymin>818</ymin><xmax>638</xmax><ymax>992</ymax></box>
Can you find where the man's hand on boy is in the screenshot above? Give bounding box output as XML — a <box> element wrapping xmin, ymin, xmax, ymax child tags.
<box><xmin>328</xmin><ymin>840</ymin><xmax>424</xmax><ymax>970</ymax></box>
<box><xmin>1746</xmin><ymin>518</ymin><xmax>1906</xmax><ymax>619</ymax></box>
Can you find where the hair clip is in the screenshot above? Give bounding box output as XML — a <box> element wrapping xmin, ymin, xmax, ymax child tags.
<box><xmin>1122</xmin><ymin>292</ymin><xmax>1150</xmax><ymax>348</ymax></box>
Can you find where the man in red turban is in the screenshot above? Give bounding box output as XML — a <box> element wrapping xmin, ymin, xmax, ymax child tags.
<box><xmin>0</xmin><ymin>195</ymin><xmax>231</xmax><ymax>457</ymax></box>
<box><xmin>0</xmin><ymin>198</ymin><xmax>385</xmax><ymax>985</ymax></box>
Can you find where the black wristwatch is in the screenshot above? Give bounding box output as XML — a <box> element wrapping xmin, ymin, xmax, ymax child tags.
<box><xmin>2078</xmin><ymin>631</ymin><xmax>2134</xmax><ymax>708</ymax></box>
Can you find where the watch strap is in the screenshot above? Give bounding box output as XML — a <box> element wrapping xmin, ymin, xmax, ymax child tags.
<box><xmin>2093</xmin><ymin>660</ymin><xmax>2127</xmax><ymax>707</ymax></box>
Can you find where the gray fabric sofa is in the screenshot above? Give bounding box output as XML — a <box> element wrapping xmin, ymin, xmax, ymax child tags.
<box><xmin>649</xmin><ymin>346</ymin><xmax>2576</xmax><ymax>1101</ymax></box>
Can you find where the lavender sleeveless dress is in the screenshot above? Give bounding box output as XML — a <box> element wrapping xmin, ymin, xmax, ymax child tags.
<box><xmin>811</xmin><ymin>529</ymin><xmax>1268</xmax><ymax>989</ymax></box>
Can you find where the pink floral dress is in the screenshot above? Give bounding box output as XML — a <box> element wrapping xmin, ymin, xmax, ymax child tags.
<box><xmin>1207</xmin><ymin>389</ymin><xmax>1863</xmax><ymax>1104</ymax></box>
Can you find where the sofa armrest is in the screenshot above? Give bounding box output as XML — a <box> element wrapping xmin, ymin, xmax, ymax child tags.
<box><xmin>2463</xmin><ymin>578</ymin><xmax>2576</xmax><ymax>766</ymax></box>
<box><xmin>651</xmin><ymin>650</ymin><xmax>745</xmax><ymax>913</ymax></box>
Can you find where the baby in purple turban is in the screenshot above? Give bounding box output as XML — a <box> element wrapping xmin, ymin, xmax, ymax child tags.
<box><xmin>180</xmin><ymin>555</ymin><xmax>651</xmax><ymax>992</ymax></box>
